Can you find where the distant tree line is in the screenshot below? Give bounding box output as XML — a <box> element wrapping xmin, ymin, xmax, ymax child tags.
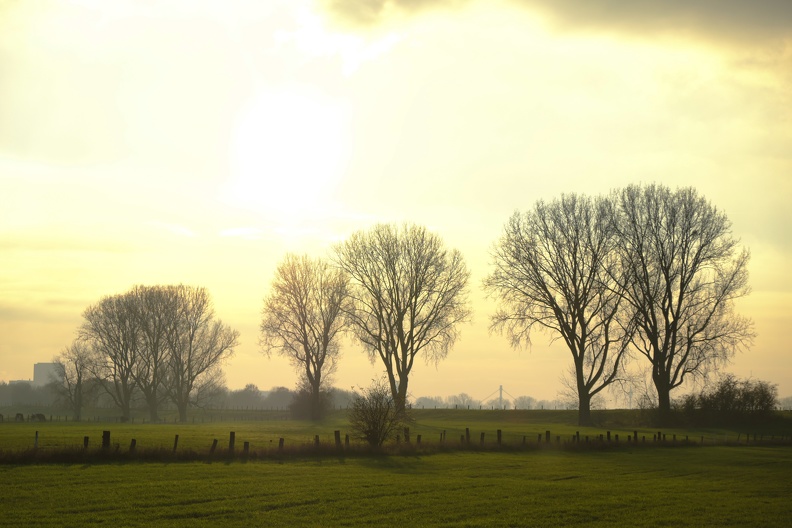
<box><xmin>413</xmin><ymin>393</ymin><xmax>572</xmax><ymax>411</ymax></box>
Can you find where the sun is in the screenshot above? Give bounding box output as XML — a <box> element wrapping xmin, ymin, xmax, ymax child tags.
<box><xmin>226</xmin><ymin>87</ymin><xmax>349</xmax><ymax>222</ymax></box>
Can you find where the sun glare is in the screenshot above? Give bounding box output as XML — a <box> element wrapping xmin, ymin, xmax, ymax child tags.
<box><xmin>226</xmin><ymin>88</ymin><xmax>349</xmax><ymax>222</ymax></box>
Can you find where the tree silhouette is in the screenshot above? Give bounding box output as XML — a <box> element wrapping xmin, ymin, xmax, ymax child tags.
<box><xmin>335</xmin><ymin>223</ymin><xmax>470</xmax><ymax>411</ymax></box>
<box><xmin>261</xmin><ymin>254</ymin><xmax>349</xmax><ymax>420</ymax></box>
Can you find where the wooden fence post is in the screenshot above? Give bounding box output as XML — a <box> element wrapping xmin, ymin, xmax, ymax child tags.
<box><xmin>102</xmin><ymin>431</ymin><xmax>111</xmax><ymax>449</ymax></box>
<box><xmin>416</xmin><ymin>434</ymin><xmax>421</xmax><ymax>445</ymax></box>
<box><xmin>34</xmin><ymin>431</ymin><xmax>39</xmax><ymax>449</ymax></box>
<box><xmin>243</xmin><ymin>441</ymin><xmax>250</xmax><ymax>455</ymax></box>
<box><xmin>497</xmin><ymin>430</ymin><xmax>502</xmax><ymax>445</ymax></box>
<box><xmin>466</xmin><ymin>428</ymin><xmax>470</xmax><ymax>444</ymax></box>
<box><xmin>229</xmin><ymin>431</ymin><xmax>236</xmax><ymax>453</ymax></box>
<box><xmin>335</xmin><ymin>431</ymin><xmax>342</xmax><ymax>449</ymax></box>
<box><xmin>84</xmin><ymin>436</ymin><xmax>89</xmax><ymax>449</ymax></box>
<box><xmin>129</xmin><ymin>439</ymin><xmax>136</xmax><ymax>453</ymax></box>
<box><xmin>314</xmin><ymin>435</ymin><xmax>320</xmax><ymax>447</ymax></box>
<box><xmin>545</xmin><ymin>430</ymin><xmax>551</xmax><ymax>443</ymax></box>
<box><xmin>404</xmin><ymin>427</ymin><xmax>410</xmax><ymax>443</ymax></box>
<box><xmin>173</xmin><ymin>435</ymin><xmax>179</xmax><ymax>453</ymax></box>
<box><xmin>345</xmin><ymin>434</ymin><xmax>349</xmax><ymax>447</ymax></box>
<box><xmin>480</xmin><ymin>432</ymin><xmax>485</xmax><ymax>445</ymax></box>
<box><xmin>278</xmin><ymin>438</ymin><xmax>284</xmax><ymax>450</ymax></box>
<box><xmin>210</xmin><ymin>439</ymin><xmax>218</xmax><ymax>454</ymax></box>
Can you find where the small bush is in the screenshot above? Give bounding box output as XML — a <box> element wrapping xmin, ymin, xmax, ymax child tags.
<box><xmin>348</xmin><ymin>379</ymin><xmax>410</xmax><ymax>447</ymax></box>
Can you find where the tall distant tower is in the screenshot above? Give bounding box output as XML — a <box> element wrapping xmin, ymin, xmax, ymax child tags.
<box><xmin>33</xmin><ymin>363</ymin><xmax>58</xmax><ymax>387</ymax></box>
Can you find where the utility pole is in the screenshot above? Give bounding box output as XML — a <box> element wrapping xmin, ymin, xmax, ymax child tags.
<box><xmin>499</xmin><ymin>385</ymin><xmax>503</xmax><ymax>410</ymax></box>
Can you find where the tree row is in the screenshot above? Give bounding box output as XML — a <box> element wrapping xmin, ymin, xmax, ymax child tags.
<box><xmin>55</xmin><ymin>183</ymin><xmax>753</xmax><ymax>425</ymax></box>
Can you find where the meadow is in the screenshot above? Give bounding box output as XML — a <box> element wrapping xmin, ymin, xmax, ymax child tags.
<box><xmin>1</xmin><ymin>410</ymin><xmax>791</xmax><ymax>526</ymax></box>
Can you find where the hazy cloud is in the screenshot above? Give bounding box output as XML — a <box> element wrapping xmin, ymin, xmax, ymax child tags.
<box><xmin>518</xmin><ymin>0</ymin><xmax>792</xmax><ymax>46</ymax></box>
<box><xmin>323</xmin><ymin>0</ymin><xmax>792</xmax><ymax>46</ymax></box>
<box><xmin>321</xmin><ymin>0</ymin><xmax>466</xmax><ymax>26</ymax></box>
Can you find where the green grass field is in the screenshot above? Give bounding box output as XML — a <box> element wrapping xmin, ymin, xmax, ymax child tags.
<box><xmin>2</xmin><ymin>409</ymin><xmax>784</xmax><ymax>454</ymax></box>
<box><xmin>1</xmin><ymin>448</ymin><xmax>790</xmax><ymax>526</ymax></box>
<box><xmin>1</xmin><ymin>410</ymin><xmax>790</xmax><ymax>526</ymax></box>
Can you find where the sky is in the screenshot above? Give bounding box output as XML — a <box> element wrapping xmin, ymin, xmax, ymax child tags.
<box><xmin>1</xmin><ymin>0</ymin><xmax>790</xmax><ymax>405</ymax></box>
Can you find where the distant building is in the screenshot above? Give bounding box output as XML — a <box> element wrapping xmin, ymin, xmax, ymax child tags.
<box><xmin>33</xmin><ymin>363</ymin><xmax>58</xmax><ymax>387</ymax></box>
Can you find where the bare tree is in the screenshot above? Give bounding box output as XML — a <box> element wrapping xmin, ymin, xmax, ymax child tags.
<box><xmin>335</xmin><ymin>223</ymin><xmax>471</xmax><ymax>411</ymax></box>
<box><xmin>129</xmin><ymin>285</ymin><xmax>179</xmax><ymax>422</ymax></box>
<box><xmin>51</xmin><ymin>340</ymin><xmax>96</xmax><ymax>421</ymax></box>
<box><xmin>80</xmin><ymin>292</ymin><xmax>140</xmax><ymax>422</ymax></box>
<box><xmin>484</xmin><ymin>195</ymin><xmax>633</xmax><ymax>426</ymax></box>
<box><xmin>614</xmin><ymin>184</ymin><xmax>754</xmax><ymax>422</ymax></box>
<box><xmin>164</xmin><ymin>285</ymin><xmax>239</xmax><ymax>422</ymax></box>
<box><xmin>261</xmin><ymin>254</ymin><xmax>349</xmax><ymax>420</ymax></box>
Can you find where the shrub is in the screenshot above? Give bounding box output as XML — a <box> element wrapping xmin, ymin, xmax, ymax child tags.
<box><xmin>348</xmin><ymin>379</ymin><xmax>410</xmax><ymax>447</ymax></box>
<box><xmin>677</xmin><ymin>375</ymin><xmax>778</xmax><ymax>426</ymax></box>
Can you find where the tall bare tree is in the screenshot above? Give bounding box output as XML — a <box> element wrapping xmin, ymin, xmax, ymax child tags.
<box><xmin>164</xmin><ymin>285</ymin><xmax>239</xmax><ymax>422</ymax></box>
<box><xmin>484</xmin><ymin>195</ymin><xmax>633</xmax><ymax>425</ymax></box>
<box><xmin>335</xmin><ymin>223</ymin><xmax>471</xmax><ymax>411</ymax></box>
<box><xmin>614</xmin><ymin>184</ymin><xmax>754</xmax><ymax>421</ymax></box>
<box><xmin>129</xmin><ymin>285</ymin><xmax>178</xmax><ymax>422</ymax></box>
<box><xmin>51</xmin><ymin>340</ymin><xmax>96</xmax><ymax>421</ymax></box>
<box><xmin>261</xmin><ymin>254</ymin><xmax>349</xmax><ymax>420</ymax></box>
<box><xmin>80</xmin><ymin>292</ymin><xmax>140</xmax><ymax>422</ymax></box>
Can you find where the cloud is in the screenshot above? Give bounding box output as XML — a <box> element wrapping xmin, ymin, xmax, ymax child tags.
<box><xmin>517</xmin><ymin>0</ymin><xmax>792</xmax><ymax>46</ymax></box>
<box><xmin>322</xmin><ymin>0</ymin><xmax>792</xmax><ymax>47</ymax></box>
<box><xmin>321</xmin><ymin>0</ymin><xmax>466</xmax><ymax>27</ymax></box>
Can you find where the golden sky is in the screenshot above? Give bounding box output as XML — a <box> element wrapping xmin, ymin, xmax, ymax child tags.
<box><xmin>1</xmin><ymin>0</ymin><xmax>790</xmax><ymax>403</ymax></box>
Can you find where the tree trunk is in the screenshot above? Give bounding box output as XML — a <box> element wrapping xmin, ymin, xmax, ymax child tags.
<box><xmin>73</xmin><ymin>388</ymin><xmax>82</xmax><ymax>422</ymax></box>
<box><xmin>146</xmin><ymin>393</ymin><xmax>159</xmax><ymax>423</ymax></box>
<box><xmin>656</xmin><ymin>389</ymin><xmax>672</xmax><ymax>425</ymax></box>
<box><xmin>577</xmin><ymin>392</ymin><xmax>592</xmax><ymax>426</ymax></box>
<box><xmin>395</xmin><ymin>376</ymin><xmax>409</xmax><ymax>413</ymax></box>
<box><xmin>120</xmin><ymin>401</ymin><xmax>131</xmax><ymax>422</ymax></box>
<box><xmin>177</xmin><ymin>400</ymin><xmax>188</xmax><ymax>422</ymax></box>
<box><xmin>310</xmin><ymin>386</ymin><xmax>321</xmax><ymax>421</ymax></box>
<box><xmin>654</xmin><ymin>373</ymin><xmax>672</xmax><ymax>425</ymax></box>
